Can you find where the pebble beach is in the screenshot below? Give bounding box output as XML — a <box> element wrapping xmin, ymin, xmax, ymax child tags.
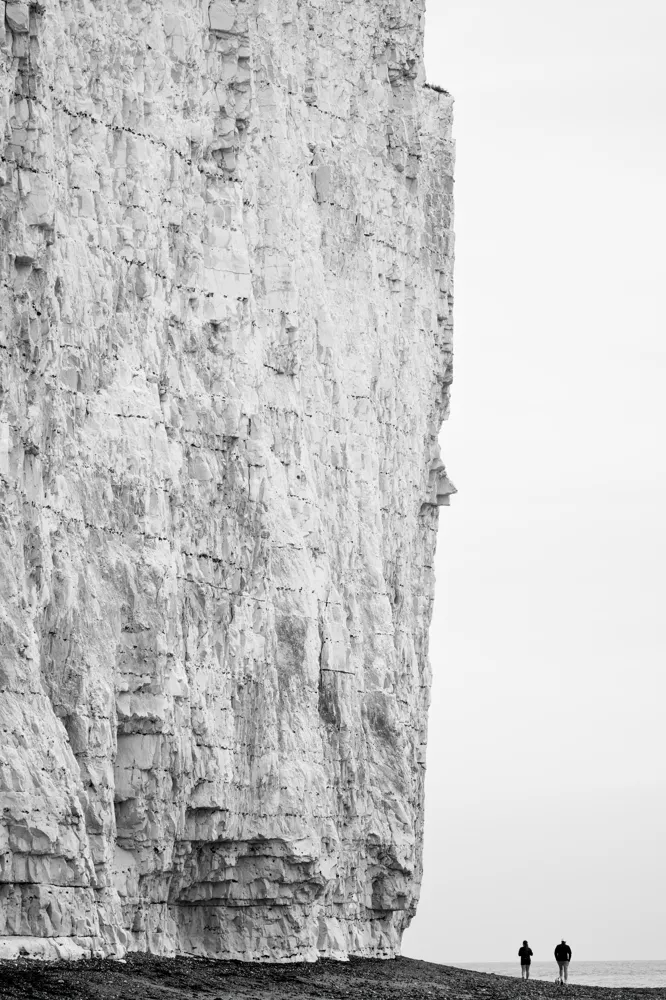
<box><xmin>2</xmin><ymin>956</ymin><xmax>666</xmax><ymax>1000</ymax></box>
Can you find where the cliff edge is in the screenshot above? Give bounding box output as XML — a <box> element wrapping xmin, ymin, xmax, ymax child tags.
<box><xmin>0</xmin><ymin>0</ymin><xmax>454</xmax><ymax>962</ymax></box>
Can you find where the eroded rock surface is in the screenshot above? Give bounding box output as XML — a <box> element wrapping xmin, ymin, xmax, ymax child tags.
<box><xmin>0</xmin><ymin>0</ymin><xmax>454</xmax><ymax>963</ymax></box>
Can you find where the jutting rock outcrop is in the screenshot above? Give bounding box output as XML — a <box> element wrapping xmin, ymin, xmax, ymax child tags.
<box><xmin>0</xmin><ymin>0</ymin><xmax>454</xmax><ymax>963</ymax></box>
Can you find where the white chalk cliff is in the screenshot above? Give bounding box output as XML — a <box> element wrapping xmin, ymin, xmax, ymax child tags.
<box><xmin>0</xmin><ymin>0</ymin><xmax>454</xmax><ymax>962</ymax></box>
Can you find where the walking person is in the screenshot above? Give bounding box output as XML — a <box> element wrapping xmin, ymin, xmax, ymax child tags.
<box><xmin>518</xmin><ymin>940</ymin><xmax>533</xmax><ymax>980</ymax></box>
<box><xmin>554</xmin><ymin>940</ymin><xmax>572</xmax><ymax>983</ymax></box>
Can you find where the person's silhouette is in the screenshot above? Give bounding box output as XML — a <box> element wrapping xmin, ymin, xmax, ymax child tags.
<box><xmin>518</xmin><ymin>940</ymin><xmax>533</xmax><ymax>980</ymax></box>
<box><xmin>554</xmin><ymin>940</ymin><xmax>572</xmax><ymax>983</ymax></box>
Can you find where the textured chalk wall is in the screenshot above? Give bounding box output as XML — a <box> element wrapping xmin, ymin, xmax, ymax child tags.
<box><xmin>0</xmin><ymin>0</ymin><xmax>454</xmax><ymax>961</ymax></box>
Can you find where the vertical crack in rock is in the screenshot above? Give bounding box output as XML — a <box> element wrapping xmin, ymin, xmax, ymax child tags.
<box><xmin>0</xmin><ymin>0</ymin><xmax>454</xmax><ymax>962</ymax></box>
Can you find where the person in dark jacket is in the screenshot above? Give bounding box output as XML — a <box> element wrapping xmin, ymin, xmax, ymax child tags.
<box><xmin>518</xmin><ymin>940</ymin><xmax>533</xmax><ymax>979</ymax></box>
<box><xmin>554</xmin><ymin>940</ymin><xmax>572</xmax><ymax>983</ymax></box>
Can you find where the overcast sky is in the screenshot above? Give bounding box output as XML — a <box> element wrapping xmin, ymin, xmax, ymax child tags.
<box><xmin>402</xmin><ymin>0</ymin><xmax>666</xmax><ymax>964</ymax></box>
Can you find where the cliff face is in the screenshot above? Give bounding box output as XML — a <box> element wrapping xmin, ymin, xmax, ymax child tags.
<box><xmin>0</xmin><ymin>0</ymin><xmax>454</xmax><ymax>962</ymax></box>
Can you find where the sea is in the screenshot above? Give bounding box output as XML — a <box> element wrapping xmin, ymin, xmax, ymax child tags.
<box><xmin>450</xmin><ymin>962</ymin><xmax>666</xmax><ymax>989</ymax></box>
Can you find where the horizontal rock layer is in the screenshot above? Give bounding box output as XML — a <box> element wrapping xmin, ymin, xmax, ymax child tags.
<box><xmin>0</xmin><ymin>0</ymin><xmax>454</xmax><ymax>962</ymax></box>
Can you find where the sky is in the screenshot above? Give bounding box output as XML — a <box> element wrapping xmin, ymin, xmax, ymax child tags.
<box><xmin>402</xmin><ymin>0</ymin><xmax>666</xmax><ymax>965</ymax></box>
